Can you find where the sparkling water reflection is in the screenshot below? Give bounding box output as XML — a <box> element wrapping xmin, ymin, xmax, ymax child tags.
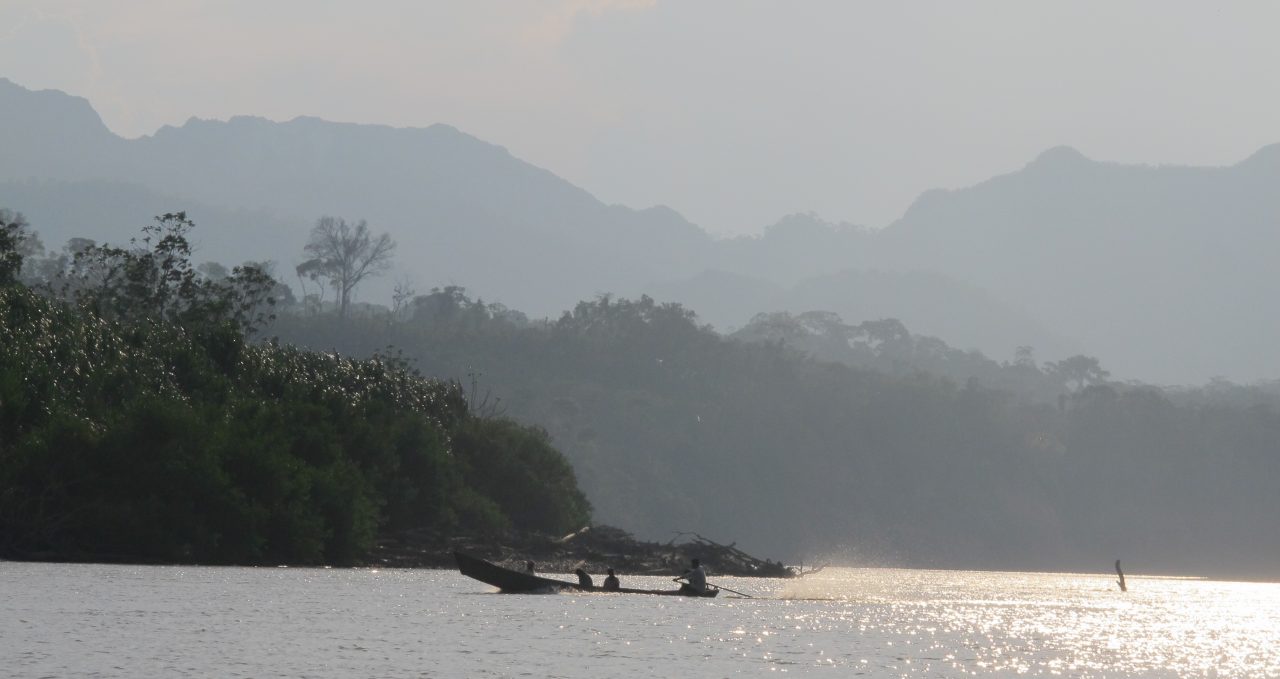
<box><xmin>2</xmin><ymin>562</ymin><xmax>1276</xmax><ymax>677</ymax></box>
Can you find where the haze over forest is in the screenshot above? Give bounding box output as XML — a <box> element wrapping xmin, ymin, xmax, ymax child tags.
<box><xmin>3</xmin><ymin>2</ymin><xmax>1280</xmax><ymax>579</ymax></box>
<box><xmin>4</xmin><ymin>77</ymin><xmax>1280</xmax><ymax>385</ymax></box>
<box><xmin>4</xmin><ymin>74</ymin><xmax>1280</xmax><ymax>577</ymax></box>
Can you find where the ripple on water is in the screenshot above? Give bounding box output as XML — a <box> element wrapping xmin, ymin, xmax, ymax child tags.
<box><xmin>1</xmin><ymin>563</ymin><xmax>1278</xmax><ymax>677</ymax></box>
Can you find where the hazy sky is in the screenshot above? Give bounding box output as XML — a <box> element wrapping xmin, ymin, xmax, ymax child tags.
<box><xmin>3</xmin><ymin>1</ymin><xmax>1278</xmax><ymax>235</ymax></box>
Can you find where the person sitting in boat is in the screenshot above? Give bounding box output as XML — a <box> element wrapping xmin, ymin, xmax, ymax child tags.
<box><xmin>678</xmin><ymin>558</ymin><xmax>706</xmax><ymax>595</ymax></box>
<box><xmin>575</xmin><ymin>568</ymin><xmax>593</xmax><ymax>587</ymax></box>
<box><xmin>603</xmin><ymin>568</ymin><xmax>620</xmax><ymax>591</ymax></box>
<box><xmin>525</xmin><ymin>560</ymin><xmax>535</xmax><ymax>574</ymax></box>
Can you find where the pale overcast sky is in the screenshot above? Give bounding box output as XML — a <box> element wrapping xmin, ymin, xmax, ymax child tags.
<box><xmin>2</xmin><ymin>1</ymin><xmax>1278</xmax><ymax>235</ymax></box>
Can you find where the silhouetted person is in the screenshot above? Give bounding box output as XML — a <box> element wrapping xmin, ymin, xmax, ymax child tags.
<box><xmin>603</xmin><ymin>568</ymin><xmax>620</xmax><ymax>591</ymax></box>
<box><xmin>575</xmin><ymin>568</ymin><xmax>593</xmax><ymax>587</ymax></box>
<box><xmin>525</xmin><ymin>560</ymin><xmax>535</xmax><ymax>574</ymax></box>
<box><xmin>679</xmin><ymin>558</ymin><xmax>706</xmax><ymax>595</ymax></box>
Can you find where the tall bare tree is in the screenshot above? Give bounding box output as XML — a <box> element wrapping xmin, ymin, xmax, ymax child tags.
<box><xmin>300</xmin><ymin>216</ymin><xmax>396</xmax><ymax>319</ymax></box>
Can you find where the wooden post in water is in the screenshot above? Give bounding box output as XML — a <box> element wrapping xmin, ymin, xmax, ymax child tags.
<box><xmin>1115</xmin><ymin>559</ymin><xmax>1127</xmax><ymax>592</ymax></box>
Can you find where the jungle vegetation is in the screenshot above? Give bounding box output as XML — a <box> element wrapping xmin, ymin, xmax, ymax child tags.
<box><xmin>271</xmin><ymin>284</ymin><xmax>1280</xmax><ymax>578</ymax></box>
<box><xmin>0</xmin><ymin>211</ymin><xmax>590</xmax><ymax>565</ymax></box>
<box><xmin>7</xmin><ymin>209</ymin><xmax>1280</xmax><ymax>578</ymax></box>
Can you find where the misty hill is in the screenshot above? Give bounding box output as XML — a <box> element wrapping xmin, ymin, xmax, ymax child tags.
<box><xmin>0</xmin><ymin>78</ymin><xmax>711</xmax><ymax>317</ymax></box>
<box><xmin>653</xmin><ymin>264</ymin><xmax>1076</xmax><ymax>359</ymax></box>
<box><xmin>5</xmin><ymin>77</ymin><xmax>1280</xmax><ymax>383</ymax></box>
<box><xmin>703</xmin><ymin>212</ymin><xmax>873</xmax><ymax>286</ymax></box>
<box><xmin>267</xmin><ymin>291</ymin><xmax>1280</xmax><ymax>579</ymax></box>
<box><xmin>877</xmin><ymin>145</ymin><xmax>1280</xmax><ymax>383</ymax></box>
<box><xmin>3</xmin><ymin>78</ymin><xmax>1059</xmax><ymax>365</ymax></box>
<box><xmin>0</xmin><ymin>178</ymin><xmax>310</xmax><ymax>271</ymax></box>
<box><xmin>647</xmin><ymin>212</ymin><xmax>1073</xmax><ymax>358</ymax></box>
<box><xmin>694</xmin><ymin>154</ymin><xmax>1280</xmax><ymax>383</ymax></box>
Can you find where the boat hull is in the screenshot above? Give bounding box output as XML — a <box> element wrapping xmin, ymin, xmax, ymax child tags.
<box><xmin>453</xmin><ymin>551</ymin><xmax>719</xmax><ymax>597</ymax></box>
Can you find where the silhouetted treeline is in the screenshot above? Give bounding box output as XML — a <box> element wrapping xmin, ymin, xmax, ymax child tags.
<box><xmin>0</xmin><ymin>214</ymin><xmax>589</xmax><ymax>565</ymax></box>
<box><xmin>270</xmin><ymin>287</ymin><xmax>1280</xmax><ymax>578</ymax></box>
<box><xmin>732</xmin><ymin>311</ymin><xmax>1110</xmax><ymax>402</ymax></box>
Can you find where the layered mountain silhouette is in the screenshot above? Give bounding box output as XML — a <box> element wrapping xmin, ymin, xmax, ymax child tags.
<box><xmin>878</xmin><ymin>144</ymin><xmax>1280</xmax><ymax>383</ymax></box>
<box><xmin>0</xmin><ymin>77</ymin><xmax>711</xmax><ymax>316</ymax></box>
<box><xmin>3</xmin><ymin>77</ymin><xmax>1278</xmax><ymax>383</ymax></box>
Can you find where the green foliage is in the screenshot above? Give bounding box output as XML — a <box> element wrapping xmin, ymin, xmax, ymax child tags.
<box><xmin>58</xmin><ymin>212</ymin><xmax>278</xmax><ymax>335</ymax></box>
<box><xmin>1</xmin><ymin>215</ymin><xmax>592</xmax><ymax>565</ymax></box>
<box><xmin>453</xmin><ymin>418</ymin><xmax>591</xmax><ymax>535</ymax></box>
<box><xmin>0</xmin><ymin>208</ymin><xmax>33</xmax><ymax>285</ymax></box>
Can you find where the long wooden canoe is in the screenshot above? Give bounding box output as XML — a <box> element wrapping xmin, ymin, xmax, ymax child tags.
<box><xmin>453</xmin><ymin>551</ymin><xmax>719</xmax><ymax>597</ymax></box>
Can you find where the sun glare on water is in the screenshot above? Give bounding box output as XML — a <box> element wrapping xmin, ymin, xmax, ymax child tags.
<box><xmin>4</xmin><ymin>562</ymin><xmax>1277</xmax><ymax>677</ymax></box>
<box><xmin>762</xmin><ymin>567</ymin><xmax>1280</xmax><ymax>676</ymax></box>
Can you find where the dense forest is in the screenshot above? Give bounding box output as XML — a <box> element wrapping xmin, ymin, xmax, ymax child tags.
<box><xmin>270</xmin><ymin>285</ymin><xmax>1280</xmax><ymax>578</ymax></box>
<box><xmin>0</xmin><ymin>211</ymin><xmax>589</xmax><ymax>565</ymax></box>
<box><xmin>6</xmin><ymin>210</ymin><xmax>1280</xmax><ymax>579</ymax></box>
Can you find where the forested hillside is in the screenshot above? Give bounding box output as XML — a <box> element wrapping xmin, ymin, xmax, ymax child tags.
<box><xmin>5</xmin><ymin>72</ymin><xmax>1279</xmax><ymax>575</ymax></box>
<box><xmin>7</xmin><ymin>206</ymin><xmax>1279</xmax><ymax>577</ymax></box>
<box><xmin>0</xmin><ymin>212</ymin><xmax>589</xmax><ymax>565</ymax></box>
<box><xmin>269</xmin><ymin>287</ymin><xmax>1280</xmax><ymax>579</ymax></box>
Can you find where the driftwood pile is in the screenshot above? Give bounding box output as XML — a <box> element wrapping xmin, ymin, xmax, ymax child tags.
<box><xmin>372</xmin><ymin>525</ymin><xmax>797</xmax><ymax>578</ymax></box>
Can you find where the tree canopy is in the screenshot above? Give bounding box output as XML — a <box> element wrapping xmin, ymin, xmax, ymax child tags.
<box><xmin>0</xmin><ymin>213</ymin><xmax>589</xmax><ymax>565</ymax></box>
<box><xmin>270</xmin><ymin>288</ymin><xmax>1280</xmax><ymax>578</ymax></box>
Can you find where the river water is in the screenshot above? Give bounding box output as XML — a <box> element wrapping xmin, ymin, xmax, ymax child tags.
<box><xmin>2</xmin><ymin>561</ymin><xmax>1277</xmax><ymax>678</ymax></box>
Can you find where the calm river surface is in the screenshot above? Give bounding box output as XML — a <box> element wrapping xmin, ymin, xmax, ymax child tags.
<box><xmin>2</xmin><ymin>561</ymin><xmax>1277</xmax><ymax>678</ymax></box>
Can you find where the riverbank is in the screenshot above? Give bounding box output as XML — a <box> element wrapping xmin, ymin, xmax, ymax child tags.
<box><xmin>2</xmin><ymin>525</ymin><xmax>799</xmax><ymax>578</ymax></box>
<box><xmin>373</xmin><ymin>524</ymin><xmax>797</xmax><ymax>578</ymax></box>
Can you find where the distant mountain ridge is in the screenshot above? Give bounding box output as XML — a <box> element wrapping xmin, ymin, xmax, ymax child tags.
<box><xmin>1</xmin><ymin>77</ymin><xmax>1053</xmax><ymax>362</ymax></box>
<box><xmin>878</xmin><ymin>142</ymin><xmax>1280</xmax><ymax>382</ymax></box>
<box><xmin>0</xmin><ymin>78</ymin><xmax>712</xmax><ymax>317</ymax></box>
<box><xmin>3</xmin><ymin>77</ymin><xmax>1278</xmax><ymax>383</ymax></box>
